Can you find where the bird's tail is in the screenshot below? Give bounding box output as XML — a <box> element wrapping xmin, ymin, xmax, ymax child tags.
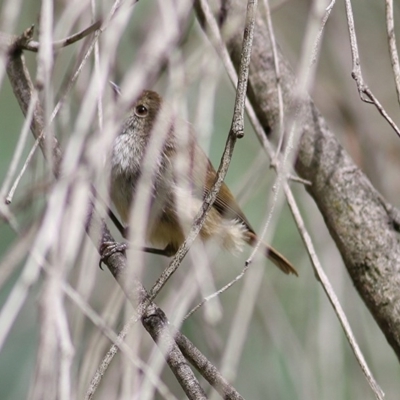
<box><xmin>245</xmin><ymin>231</ymin><xmax>298</xmax><ymax>276</ymax></box>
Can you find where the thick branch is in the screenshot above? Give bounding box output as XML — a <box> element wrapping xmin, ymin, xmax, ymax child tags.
<box><xmin>220</xmin><ymin>0</ymin><xmax>400</xmax><ymax>359</ymax></box>
<box><xmin>6</xmin><ymin>27</ymin><xmax>62</xmax><ymax>177</ymax></box>
<box><xmin>175</xmin><ymin>331</ymin><xmax>244</xmax><ymax>400</ymax></box>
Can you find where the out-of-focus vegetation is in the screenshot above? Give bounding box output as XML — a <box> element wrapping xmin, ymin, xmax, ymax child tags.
<box><xmin>0</xmin><ymin>1</ymin><xmax>399</xmax><ymax>399</ymax></box>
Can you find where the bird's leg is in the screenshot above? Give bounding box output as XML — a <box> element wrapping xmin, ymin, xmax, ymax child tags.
<box><xmin>99</xmin><ymin>241</ymin><xmax>128</xmax><ymax>269</ymax></box>
<box><xmin>101</xmin><ymin>209</ymin><xmax>178</xmax><ymax>267</ymax></box>
<box><xmin>99</xmin><ymin>242</ymin><xmax>177</xmax><ymax>269</ymax></box>
<box><xmin>142</xmin><ymin>243</ymin><xmax>177</xmax><ymax>257</ymax></box>
<box><xmin>108</xmin><ymin>208</ymin><xmax>128</xmax><ymax>238</ymax></box>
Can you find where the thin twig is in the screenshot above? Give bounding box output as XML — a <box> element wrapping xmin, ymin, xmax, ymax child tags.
<box><xmin>0</xmin><ymin>0</ymin><xmax>25</xmax><ymax>92</ymax></box>
<box><xmin>0</xmin><ymin>221</ymin><xmax>36</xmax><ymax>291</ymax></box>
<box><xmin>50</xmin><ymin>16</ymin><xmax>105</xmax><ymax>123</ymax></box>
<box><xmin>0</xmin><ymin>20</ymin><xmax>101</xmax><ymax>53</ymax></box>
<box><xmin>1</xmin><ymin>90</ymin><xmax>38</xmax><ymax>204</ymax></box>
<box><xmin>36</xmin><ymin>0</ymin><xmax>55</xmax><ymax>193</ymax></box>
<box><xmin>1</xmin><ymin>15</ymin><xmax>109</xmax><ymax>207</ymax></box>
<box><xmin>310</xmin><ymin>0</ymin><xmax>336</xmax><ymax>67</ymax></box>
<box><xmin>5</xmin><ymin>128</ymin><xmax>42</xmax><ymax>204</ymax></box>
<box><xmin>149</xmin><ymin>0</ymin><xmax>258</xmax><ymax>300</ymax></box>
<box><xmin>250</xmin><ymin>0</ymin><xmax>333</xmax><ymax>261</ymax></box>
<box><xmin>91</xmin><ymin>1</ymin><xmax>103</xmax><ymax>132</ymax></box>
<box><xmin>262</xmin><ymin>0</ymin><xmax>285</xmax><ymax>156</ymax></box>
<box><xmin>287</xmin><ymin>174</ymin><xmax>312</xmax><ymax>185</ymax></box>
<box><xmin>85</xmin><ymin>315</ymin><xmax>139</xmax><ymax>400</ymax></box>
<box><xmin>175</xmin><ymin>331</ymin><xmax>245</xmax><ymax>400</ymax></box>
<box><xmin>283</xmin><ymin>185</ymin><xmax>384</xmax><ymax>400</ymax></box>
<box><xmin>362</xmin><ymin>86</ymin><xmax>400</xmax><ymax>136</ymax></box>
<box><xmin>184</xmin><ymin>264</ymin><xmax>250</xmax><ymax>321</ymax></box>
<box><xmin>385</xmin><ymin>0</ymin><xmax>400</xmax><ymax>106</ymax></box>
<box><xmin>345</xmin><ymin>0</ymin><xmax>400</xmax><ymax>138</ymax></box>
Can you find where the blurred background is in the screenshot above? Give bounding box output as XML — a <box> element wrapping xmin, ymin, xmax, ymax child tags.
<box><xmin>0</xmin><ymin>0</ymin><xmax>400</xmax><ymax>399</ymax></box>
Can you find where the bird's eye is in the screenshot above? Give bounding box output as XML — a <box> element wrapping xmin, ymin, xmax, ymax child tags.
<box><xmin>135</xmin><ymin>104</ymin><xmax>148</xmax><ymax>117</ymax></box>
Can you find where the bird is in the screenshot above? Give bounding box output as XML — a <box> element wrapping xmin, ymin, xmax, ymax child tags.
<box><xmin>106</xmin><ymin>89</ymin><xmax>297</xmax><ymax>276</ymax></box>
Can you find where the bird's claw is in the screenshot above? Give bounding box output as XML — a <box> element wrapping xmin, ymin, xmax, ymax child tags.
<box><xmin>99</xmin><ymin>241</ymin><xmax>127</xmax><ymax>269</ymax></box>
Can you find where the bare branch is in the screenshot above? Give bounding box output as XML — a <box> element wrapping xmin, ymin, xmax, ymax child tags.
<box><xmin>0</xmin><ymin>20</ymin><xmax>101</xmax><ymax>53</ymax></box>
<box><xmin>385</xmin><ymin>0</ymin><xmax>400</xmax><ymax>106</ymax></box>
<box><xmin>0</xmin><ymin>90</ymin><xmax>38</xmax><ymax>203</ymax></box>
<box><xmin>85</xmin><ymin>315</ymin><xmax>139</xmax><ymax>400</ymax></box>
<box><xmin>6</xmin><ymin>28</ymin><xmax>62</xmax><ymax>176</ymax></box>
<box><xmin>261</xmin><ymin>0</ymin><xmax>285</xmax><ymax>155</ymax></box>
<box><xmin>283</xmin><ymin>185</ymin><xmax>384</xmax><ymax>400</ymax></box>
<box><xmin>345</xmin><ymin>0</ymin><xmax>400</xmax><ymax>138</ymax></box>
<box><xmin>184</xmin><ymin>264</ymin><xmax>250</xmax><ymax>321</ymax></box>
<box><xmin>175</xmin><ymin>331</ymin><xmax>245</xmax><ymax>400</ymax></box>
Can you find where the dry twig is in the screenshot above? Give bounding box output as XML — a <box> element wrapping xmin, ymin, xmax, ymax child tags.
<box><xmin>385</xmin><ymin>0</ymin><xmax>400</xmax><ymax>106</ymax></box>
<box><xmin>345</xmin><ymin>0</ymin><xmax>400</xmax><ymax>138</ymax></box>
<box><xmin>0</xmin><ymin>20</ymin><xmax>101</xmax><ymax>53</ymax></box>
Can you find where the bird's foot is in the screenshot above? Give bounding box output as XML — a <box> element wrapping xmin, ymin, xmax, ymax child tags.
<box><xmin>99</xmin><ymin>241</ymin><xmax>127</xmax><ymax>269</ymax></box>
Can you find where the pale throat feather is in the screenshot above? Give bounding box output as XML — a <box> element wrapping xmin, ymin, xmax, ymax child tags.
<box><xmin>110</xmin><ymin>133</ymin><xmax>144</xmax><ymax>222</ymax></box>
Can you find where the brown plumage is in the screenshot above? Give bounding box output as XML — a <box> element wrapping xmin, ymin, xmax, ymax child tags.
<box><xmin>110</xmin><ymin>90</ymin><xmax>297</xmax><ymax>276</ymax></box>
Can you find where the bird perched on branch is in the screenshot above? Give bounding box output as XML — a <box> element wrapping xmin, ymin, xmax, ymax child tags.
<box><xmin>107</xmin><ymin>89</ymin><xmax>297</xmax><ymax>276</ymax></box>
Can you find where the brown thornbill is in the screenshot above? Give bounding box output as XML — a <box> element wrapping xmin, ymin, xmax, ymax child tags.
<box><xmin>107</xmin><ymin>89</ymin><xmax>297</xmax><ymax>275</ymax></box>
